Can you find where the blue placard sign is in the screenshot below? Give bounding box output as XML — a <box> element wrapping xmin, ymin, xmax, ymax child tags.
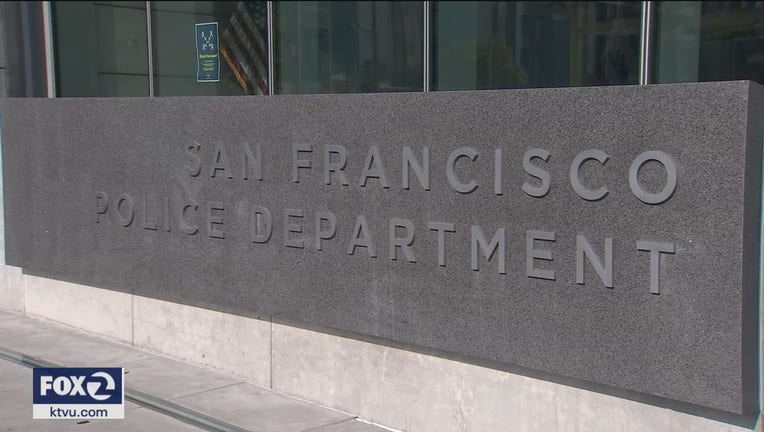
<box><xmin>195</xmin><ymin>22</ymin><xmax>220</xmax><ymax>82</ymax></box>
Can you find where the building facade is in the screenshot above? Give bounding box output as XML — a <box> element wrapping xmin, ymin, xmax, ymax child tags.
<box><xmin>0</xmin><ymin>2</ymin><xmax>763</xmax><ymax>432</ymax></box>
<box><xmin>0</xmin><ymin>1</ymin><xmax>763</xmax><ymax>98</ymax></box>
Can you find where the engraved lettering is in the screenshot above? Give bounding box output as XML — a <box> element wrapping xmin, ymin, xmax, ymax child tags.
<box><xmin>179</xmin><ymin>200</ymin><xmax>199</xmax><ymax>235</ymax></box>
<box><xmin>284</xmin><ymin>208</ymin><xmax>305</xmax><ymax>248</ymax></box>
<box><xmin>389</xmin><ymin>218</ymin><xmax>416</xmax><ymax>262</ymax></box>
<box><xmin>240</xmin><ymin>143</ymin><xmax>263</xmax><ymax>181</ymax></box>
<box><xmin>95</xmin><ymin>192</ymin><xmax>108</xmax><ymax>223</ymax></box>
<box><xmin>206</xmin><ymin>202</ymin><xmax>225</xmax><ymax>239</ymax></box>
<box><xmin>629</xmin><ymin>151</ymin><xmax>677</xmax><ymax>205</ymax></box>
<box><xmin>116</xmin><ymin>194</ymin><xmax>135</xmax><ymax>227</ymax></box>
<box><xmin>163</xmin><ymin>197</ymin><xmax>171</xmax><ymax>232</ymax></box>
<box><xmin>470</xmin><ymin>225</ymin><xmax>506</xmax><ymax>274</ymax></box>
<box><xmin>428</xmin><ymin>221</ymin><xmax>455</xmax><ymax>267</ymax></box>
<box><xmin>251</xmin><ymin>205</ymin><xmax>273</xmax><ymax>243</ymax></box>
<box><xmin>185</xmin><ymin>141</ymin><xmax>202</xmax><ymax>177</ymax></box>
<box><xmin>315</xmin><ymin>211</ymin><xmax>337</xmax><ymax>251</ymax></box>
<box><xmin>522</xmin><ymin>148</ymin><xmax>551</xmax><ymax>198</ymax></box>
<box><xmin>210</xmin><ymin>142</ymin><xmax>234</xmax><ymax>179</ymax></box>
<box><xmin>141</xmin><ymin>196</ymin><xmax>158</xmax><ymax>231</ymax></box>
<box><xmin>360</xmin><ymin>145</ymin><xmax>390</xmax><ymax>188</ymax></box>
<box><xmin>402</xmin><ymin>146</ymin><xmax>430</xmax><ymax>190</ymax></box>
<box><xmin>292</xmin><ymin>143</ymin><xmax>312</xmax><ymax>183</ymax></box>
<box><xmin>576</xmin><ymin>235</ymin><xmax>614</xmax><ymax>288</ymax></box>
<box><xmin>348</xmin><ymin>215</ymin><xmax>376</xmax><ymax>257</ymax></box>
<box><xmin>637</xmin><ymin>240</ymin><xmax>675</xmax><ymax>294</ymax></box>
<box><xmin>494</xmin><ymin>148</ymin><xmax>503</xmax><ymax>196</ymax></box>
<box><xmin>324</xmin><ymin>144</ymin><xmax>350</xmax><ymax>186</ymax></box>
<box><xmin>570</xmin><ymin>149</ymin><xmax>609</xmax><ymax>201</ymax></box>
<box><xmin>526</xmin><ymin>230</ymin><xmax>555</xmax><ymax>280</ymax></box>
<box><xmin>447</xmin><ymin>147</ymin><xmax>479</xmax><ymax>194</ymax></box>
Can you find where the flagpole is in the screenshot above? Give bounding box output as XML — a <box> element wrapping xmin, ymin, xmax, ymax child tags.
<box><xmin>145</xmin><ymin>1</ymin><xmax>155</xmax><ymax>97</ymax></box>
<box><xmin>423</xmin><ymin>1</ymin><xmax>430</xmax><ymax>92</ymax></box>
<box><xmin>267</xmin><ymin>1</ymin><xmax>275</xmax><ymax>95</ymax></box>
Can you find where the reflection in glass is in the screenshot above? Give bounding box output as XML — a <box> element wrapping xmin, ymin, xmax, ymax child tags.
<box><xmin>0</xmin><ymin>2</ymin><xmax>47</xmax><ymax>97</ymax></box>
<box><xmin>274</xmin><ymin>1</ymin><xmax>423</xmax><ymax>94</ymax></box>
<box><xmin>52</xmin><ymin>1</ymin><xmax>148</xmax><ymax>97</ymax></box>
<box><xmin>431</xmin><ymin>1</ymin><xmax>641</xmax><ymax>91</ymax></box>
<box><xmin>654</xmin><ymin>1</ymin><xmax>764</xmax><ymax>84</ymax></box>
<box><xmin>151</xmin><ymin>1</ymin><xmax>269</xmax><ymax>96</ymax></box>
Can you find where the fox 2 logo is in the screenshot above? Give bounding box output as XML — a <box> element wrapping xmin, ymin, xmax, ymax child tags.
<box><xmin>33</xmin><ymin>368</ymin><xmax>123</xmax><ymax>404</ymax></box>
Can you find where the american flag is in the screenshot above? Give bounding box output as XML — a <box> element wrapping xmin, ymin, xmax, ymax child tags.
<box><xmin>220</xmin><ymin>1</ymin><xmax>269</xmax><ymax>95</ymax></box>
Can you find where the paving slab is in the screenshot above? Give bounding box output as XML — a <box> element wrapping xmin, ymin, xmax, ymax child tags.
<box><xmin>70</xmin><ymin>407</ymin><xmax>203</xmax><ymax>432</ymax></box>
<box><xmin>306</xmin><ymin>419</ymin><xmax>390</xmax><ymax>432</ymax></box>
<box><xmin>0</xmin><ymin>314</ymin><xmax>151</xmax><ymax>366</ymax></box>
<box><xmin>175</xmin><ymin>382</ymin><xmax>351</xmax><ymax>432</ymax></box>
<box><xmin>0</xmin><ymin>360</ymin><xmax>79</xmax><ymax>432</ymax></box>
<box><xmin>123</xmin><ymin>356</ymin><xmax>242</xmax><ymax>400</ymax></box>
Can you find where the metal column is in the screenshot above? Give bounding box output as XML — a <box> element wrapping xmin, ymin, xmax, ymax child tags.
<box><xmin>41</xmin><ymin>1</ymin><xmax>55</xmax><ymax>97</ymax></box>
<box><xmin>423</xmin><ymin>1</ymin><xmax>430</xmax><ymax>92</ymax></box>
<box><xmin>267</xmin><ymin>1</ymin><xmax>275</xmax><ymax>95</ymax></box>
<box><xmin>638</xmin><ymin>1</ymin><xmax>655</xmax><ymax>85</ymax></box>
<box><xmin>145</xmin><ymin>1</ymin><xmax>155</xmax><ymax>97</ymax></box>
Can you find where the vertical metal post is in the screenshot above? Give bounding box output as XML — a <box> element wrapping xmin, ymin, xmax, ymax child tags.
<box><xmin>639</xmin><ymin>1</ymin><xmax>655</xmax><ymax>85</ymax></box>
<box><xmin>267</xmin><ymin>1</ymin><xmax>275</xmax><ymax>95</ymax></box>
<box><xmin>423</xmin><ymin>1</ymin><xmax>430</xmax><ymax>92</ymax></box>
<box><xmin>41</xmin><ymin>1</ymin><xmax>55</xmax><ymax>97</ymax></box>
<box><xmin>145</xmin><ymin>1</ymin><xmax>155</xmax><ymax>97</ymax></box>
<box><xmin>759</xmin><ymin>137</ymin><xmax>764</xmax><ymax>432</ymax></box>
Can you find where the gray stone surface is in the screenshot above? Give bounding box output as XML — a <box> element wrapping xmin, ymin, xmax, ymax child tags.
<box><xmin>69</xmin><ymin>408</ymin><xmax>203</xmax><ymax>432</ymax></box>
<box><xmin>122</xmin><ymin>357</ymin><xmax>242</xmax><ymax>401</ymax></box>
<box><xmin>306</xmin><ymin>420</ymin><xmax>387</xmax><ymax>432</ymax></box>
<box><xmin>174</xmin><ymin>383</ymin><xmax>351</xmax><ymax>432</ymax></box>
<box><xmin>0</xmin><ymin>314</ymin><xmax>151</xmax><ymax>366</ymax></box>
<box><xmin>1</xmin><ymin>82</ymin><xmax>761</xmax><ymax>421</ymax></box>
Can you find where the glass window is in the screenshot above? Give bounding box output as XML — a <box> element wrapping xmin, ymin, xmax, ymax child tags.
<box><xmin>52</xmin><ymin>1</ymin><xmax>148</xmax><ymax>97</ymax></box>
<box><xmin>431</xmin><ymin>1</ymin><xmax>641</xmax><ymax>91</ymax></box>
<box><xmin>0</xmin><ymin>2</ymin><xmax>47</xmax><ymax>97</ymax></box>
<box><xmin>654</xmin><ymin>1</ymin><xmax>764</xmax><ymax>84</ymax></box>
<box><xmin>274</xmin><ymin>1</ymin><xmax>423</xmax><ymax>94</ymax></box>
<box><xmin>151</xmin><ymin>1</ymin><xmax>269</xmax><ymax>96</ymax></box>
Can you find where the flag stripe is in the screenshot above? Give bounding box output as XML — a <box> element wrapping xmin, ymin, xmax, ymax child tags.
<box><xmin>233</xmin><ymin>8</ymin><xmax>267</xmax><ymax>68</ymax></box>
<box><xmin>220</xmin><ymin>46</ymin><xmax>251</xmax><ymax>93</ymax></box>
<box><xmin>235</xmin><ymin>3</ymin><xmax>267</xmax><ymax>60</ymax></box>
<box><xmin>220</xmin><ymin>1</ymin><xmax>269</xmax><ymax>95</ymax></box>
<box><xmin>226</xmin><ymin>26</ymin><xmax>267</xmax><ymax>95</ymax></box>
<box><xmin>222</xmin><ymin>30</ymin><xmax>262</xmax><ymax>95</ymax></box>
<box><xmin>229</xmin><ymin>16</ymin><xmax>268</xmax><ymax>86</ymax></box>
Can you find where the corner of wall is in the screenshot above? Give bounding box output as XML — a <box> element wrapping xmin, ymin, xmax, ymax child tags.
<box><xmin>22</xmin><ymin>275</ymin><xmax>132</xmax><ymax>343</ymax></box>
<box><xmin>131</xmin><ymin>295</ymin><xmax>272</xmax><ymax>388</ymax></box>
<box><xmin>0</xmin><ymin>264</ymin><xmax>24</xmax><ymax>314</ymax></box>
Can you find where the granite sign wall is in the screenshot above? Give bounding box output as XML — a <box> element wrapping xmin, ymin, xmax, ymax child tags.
<box><xmin>2</xmin><ymin>82</ymin><xmax>761</xmax><ymax>423</ymax></box>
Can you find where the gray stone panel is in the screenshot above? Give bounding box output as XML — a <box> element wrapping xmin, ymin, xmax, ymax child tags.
<box><xmin>1</xmin><ymin>82</ymin><xmax>761</xmax><ymax>422</ymax></box>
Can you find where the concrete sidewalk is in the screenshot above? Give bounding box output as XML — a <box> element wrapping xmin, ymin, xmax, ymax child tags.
<box><xmin>0</xmin><ymin>312</ymin><xmax>387</xmax><ymax>432</ymax></box>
